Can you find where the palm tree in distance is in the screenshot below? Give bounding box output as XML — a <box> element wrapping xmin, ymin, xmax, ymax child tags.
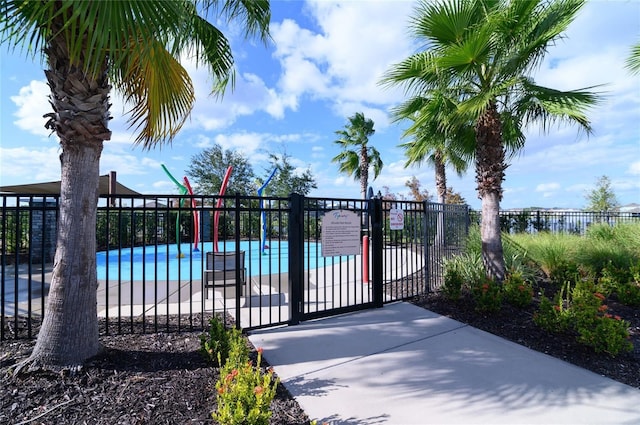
<box><xmin>392</xmin><ymin>94</ymin><xmax>474</xmax><ymax>205</ymax></box>
<box><xmin>332</xmin><ymin>112</ymin><xmax>383</xmax><ymax>199</ymax></box>
<box><xmin>381</xmin><ymin>0</ymin><xmax>600</xmax><ymax>282</ymax></box>
<box><xmin>1</xmin><ymin>0</ymin><xmax>271</xmax><ymax>371</ymax></box>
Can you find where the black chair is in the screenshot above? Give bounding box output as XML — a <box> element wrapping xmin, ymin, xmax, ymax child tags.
<box><xmin>203</xmin><ymin>251</ymin><xmax>246</xmax><ymax>299</ymax></box>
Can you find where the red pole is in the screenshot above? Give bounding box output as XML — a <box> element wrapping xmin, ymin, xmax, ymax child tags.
<box><xmin>362</xmin><ymin>235</ymin><xmax>369</xmax><ymax>284</ymax></box>
<box><xmin>214</xmin><ymin>166</ymin><xmax>233</xmax><ymax>253</ymax></box>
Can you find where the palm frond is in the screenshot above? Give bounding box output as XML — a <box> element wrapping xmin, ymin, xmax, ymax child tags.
<box><xmin>499</xmin><ymin>0</ymin><xmax>585</xmax><ymax>79</ymax></box>
<box><xmin>2</xmin><ymin>0</ymin><xmax>271</xmax><ymax>148</ymax></box>
<box><xmin>379</xmin><ymin>51</ymin><xmax>442</xmax><ymax>94</ymax></box>
<box><xmin>202</xmin><ymin>0</ymin><xmax>271</xmax><ymax>43</ymax></box>
<box><xmin>411</xmin><ymin>0</ymin><xmax>473</xmax><ymax>47</ymax></box>
<box><xmin>516</xmin><ymin>79</ymin><xmax>602</xmax><ymax>135</ymax></box>
<box><xmin>115</xmin><ymin>38</ymin><xmax>195</xmax><ymax>148</ymax></box>
<box><xmin>626</xmin><ymin>42</ymin><xmax>640</xmax><ymax>75</ymax></box>
<box><xmin>187</xmin><ymin>12</ymin><xmax>235</xmax><ymax>96</ymax></box>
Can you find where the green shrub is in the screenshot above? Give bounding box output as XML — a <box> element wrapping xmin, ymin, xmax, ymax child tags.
<box><xmin>577</xmin><ymin>314</ymin><xmax>633</xmax><ymax>356</ymax></box>
<box><xmin>200</xmin><ymin>316</ymin><xmax>247</xmax><ymax>367</ymax></box>
<box><xmin>471</xmin><ymin>277</ymin><xmax>502</xmax><ymax>313</ymax></box>
<box><xmin>533</xmin><ymin>283</ymin><xmax>572</xmax><ymax>333</ymax></box>
<box><xmin>442</xmin><ymin>259</ymin><xmax>465</xmax><ymax>301</ymax></box>
<box><xmin>549</xmin><ymin>259</ymin><xmax>579</xmax><ymax>287</ymax></box>
<box><xmin>214</xmin><ymin>347</ymin><xmax>279</xmax><ymax>425</ymax></box>
<box><xmin>503</xmin><ymin>271</ymin><xmax>534</xmax><ymax>308</ymax></box>
<box><xmin>617</xmin><ymin>282</ymin><xmax>640</xmax><ymax>307</ymax></box>
<box><xmin>504</xmin><ymin>253</ymin><xmax>539</xmax><ymax>284</ymax></box>
<box><xmin>571</xmin><ymin>282</ymin><xmax>633</xmax><ymax>356</ymax></box>
<box><xmin>585</xmin><ymin>223</ymin><xmax>617</xmax><ymax>241</ymax></box>
<box><xmin>441</xmin><ymin>252</ymin><xmax>485</xmax><ymax>290</ymax></box>
<box><xmin>534</xmin><ymin>280</ymin><xmax>633</xmax><ymax>357</ymax></box>
<box><xmin>597</xmin><ymin>261</ymin><xmax>629</xmax><ymax>297</ymax></box>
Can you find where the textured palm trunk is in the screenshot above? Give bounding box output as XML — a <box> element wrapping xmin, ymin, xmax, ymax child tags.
<box><xmin>475</xmin><ymin>102</ymin><xmax>506</xmax><ymax>282</ymax></box>
<box><xmin>434</xmin><ymin>152</ymin><xmax>446</xmax><ymax>245</ymax></box>
<box><xmin>25</xmin><ymin>26</ymin><xmax>111</xmax><ymax>371</ymax></box>
<box><xmin>434</xmin><ymin>152</ymin><xmax>447</xmax><ymax>205</ymax></box>
<box><xmin>360</xmin><ymin>146</ymin><xmax>369</xmax><ymax>200</ymax></box>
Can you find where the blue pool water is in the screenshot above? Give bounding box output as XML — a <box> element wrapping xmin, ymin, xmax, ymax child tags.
<box><xmin>96</xmin><ymin>240</ymin><xmax>341</xmax><ymax>281</ymax></box>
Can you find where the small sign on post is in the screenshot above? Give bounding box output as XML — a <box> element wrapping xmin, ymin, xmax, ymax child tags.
<box><xmin>389</xmin><ymin>208</ymin><xmax>404</xmax><ymax>230</ymax></box>
<box><xmin>321</xmin><ymin>210</ymin><xmax>361</xmax><ymax>256</ymax></box>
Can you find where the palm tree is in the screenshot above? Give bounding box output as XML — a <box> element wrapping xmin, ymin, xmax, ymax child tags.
<box><xmin>332</xmin><ymin>112</ymin><xmax>383</xmax><ymax>199</ymax></box>
<box><xmin>0</xmin><ymin>0</ymin><xmax>270</xmax><ymax>371</ymax></box>
<box><xmin>381</xmin><ymin>0</ymin><xmax>599</xmax><ymax>281</ymax></box>
<box><xmin>393</xmin><ymin>94</ymin><xmax>474</xmax><ymax>247</ymax></box>
<box><xmin>392</xmin><ymin>94</ymin><xmax>474</xmax><ymax>205</ymax></box>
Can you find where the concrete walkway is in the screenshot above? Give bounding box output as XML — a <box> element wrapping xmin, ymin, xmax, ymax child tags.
<box><xmin>248</xmin><ymin>302</ymin><xmax>640</xmax><ymax>425</ymax></box>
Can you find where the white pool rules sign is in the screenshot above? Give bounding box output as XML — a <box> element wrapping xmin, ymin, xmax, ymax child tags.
<box><xmin>321</xmin><ymin>210</ymin><xmax>361</xmax><ymax>257</ymax></box>
<box><xmin>389</xmin><ymin>208</ymin><xmax>404</xmax><ymax>230</ymax></box>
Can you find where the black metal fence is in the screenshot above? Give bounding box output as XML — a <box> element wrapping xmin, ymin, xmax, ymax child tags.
<box><xmin>495</xmin><ymin>210</ymin><xmax>640</xmax><ymax>235</ymax></box>
<box><xmin>1</xmin><ymin>193</ymin><xmax>469</xmax><ymax>340</ymax></box>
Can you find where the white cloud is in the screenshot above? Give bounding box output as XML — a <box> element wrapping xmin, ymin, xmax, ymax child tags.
<box><xmin>180</xmin><ymin>58</ymin><xmax>293</xmax><ymax>132</ymax></box>
<box><xmin>270</xmin><ymin>1</ymin><xmax>414</xmax><ymax>121</ymax></box>
<box><xmin>0</xmin><ymin>146</ymin><xmax>61</xmax><ymax>182</ymax></box>
<box><xmin>535</xmin><ymin>182</ymin><xmax>561</xmax><ymax>198</ymax></box>
<box><xmin>213</xmin><ymin>132</ymin><xmax>264</xmax><ymax>155</ymax></box>
<box><xmin>99</xmin><ymin>151</ymin><xmax>160</xmax><ymax>177</ymax></box>
<box><xmin>10</xmin><ymin>80</ymin><xmax>51</xmax><ymax>138</ymax></box>
<box><xmin>629</xmin><ymin>161</ymin><xmax>640</xmax><ymax>176</ymax></box>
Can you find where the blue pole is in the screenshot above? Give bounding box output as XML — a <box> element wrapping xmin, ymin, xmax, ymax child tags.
<box><xmin>258</xmin><ymin>168</ymin><xmax>277</xmax><ymax>255</ymax></box>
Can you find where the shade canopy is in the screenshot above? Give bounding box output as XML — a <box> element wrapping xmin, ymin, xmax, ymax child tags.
<box><xmin>0</xmin><ymin>174</ymin><xmax>140</xmax><ymax>196</ymax></box>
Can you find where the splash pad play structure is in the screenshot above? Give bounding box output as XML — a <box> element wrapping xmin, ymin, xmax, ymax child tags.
<box><xmin>161</xmin><ymin>164</ymin><xmax>200</xmax><ymax>256</ymax></box>
<box><xmin>92</xmin><ymin>165</ymin><xmax>383</xmax><ymax>320</ymax></box>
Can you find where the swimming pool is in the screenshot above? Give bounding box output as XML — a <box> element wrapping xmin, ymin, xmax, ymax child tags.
<box><xmin>96</xmin><ymin>240</ymin><xmax>344</xmax><ymax>281</ymax></box>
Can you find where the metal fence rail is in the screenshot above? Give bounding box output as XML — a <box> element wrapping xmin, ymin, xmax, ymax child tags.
<box><xmin>495</xmin><ymin>210</ymin><xmax>640</xmax><ymax>235</ymax></box>
<box><xmin>1</xmin><ymin>193</ymin><xmax>469</xmax><ymax>340</ymax></box>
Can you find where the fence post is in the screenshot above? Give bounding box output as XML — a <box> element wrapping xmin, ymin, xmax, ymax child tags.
<box><xmin>234</xmin><ymin>193</ymin><xmax>242</xmax><ymax>327</ymax></box>
<box><xmin>288</xmin><ymin>193</ymin><xmax>304</xmax><ymax>324</ymax></box>
<box><xmin>371</xmin><ymin>197</ymin><xmax>384</xmax><ymax>308</ymax></box>
<box><xmin>423</xmin><ymin>201</ymin><xmax>432</xmax><ymax>293</ymax></box>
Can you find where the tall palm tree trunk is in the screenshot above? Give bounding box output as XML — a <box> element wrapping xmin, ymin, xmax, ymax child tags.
<box><xmin>30</xmin><ymin>146</ymin><xmax>102</xmax><ymax>368</ymax></box>
<box><xmin>22</xmin><ymin>29</ymin><xmax>110</xmax><ymax>370</ymax></box>
<box><xmin>360</xmin><ymin>146</ymin><xmax>369</xmax><ymax>199</ymax></box>
<box><xmin>434</xmin><ymin>152</ymin><xmax>447</xmax><ymax>204</ymax></box>
<box><xmin>434</xmin><ymin>152</ymin><xmax>447</xmax><ymax>245</ymax></box>
<box><xmin>475</xmin><ymin>102</ymin><xmax>506</xmax><ymax>282</ymax></box>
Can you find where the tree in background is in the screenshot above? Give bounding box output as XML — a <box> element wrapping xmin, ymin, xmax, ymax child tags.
<box><xmin>187</xmin><ymin>144</ymin><xmax>256</xmax><ymax>196</ymax></box>
<box><xmin>393</xmin><ymin>94</ymin><xmax>474</xmax><ymax>205</ymax></box>
<box><xmin>266</xmin><ymin>152</ymin><xmax>317</xmax><ymax>197</ymax></box>
<box><xmin>381</xmin><ymin>0</ymin><xmax>599</xmax><ymax>281</ymax></box>
<box><xmin>332</xmin><ymin>112</ymin><xmax>383</xmax><ymax>199</ymax></box>
<box><xmin>405</xmin><ymin>176</ymin><xmax>432</xmax><ymax>202</ymax></box>
<box><xmin>444</xmin><ymin>187</ymin><xmax>467</xmax><ymax>205</ymax></box>
<box><xmin>585</xmin><ymin>175</ymin><xmax>619</xmax><ymax>212</ymax></box>
<box><xmin>1</xmin><ymin>0</ymin><xmax>271</xmax><ymax>372</ymax></box>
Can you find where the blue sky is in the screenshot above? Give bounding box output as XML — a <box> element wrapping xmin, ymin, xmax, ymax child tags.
<box><xmin>1</xmin><ymin>0</ymin><xmax>639</xmax><ymax>210</ymax></box>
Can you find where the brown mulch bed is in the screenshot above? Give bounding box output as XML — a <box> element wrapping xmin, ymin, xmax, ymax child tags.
<box><xmin>0</xmin><ymin>315</ymin><xmax>311</xmax><ymax>425</ymax></box>
<box><xmin>1</xmin><ymin>278</ymin><xmax>639</xmax><ymax>424</ymax></box>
